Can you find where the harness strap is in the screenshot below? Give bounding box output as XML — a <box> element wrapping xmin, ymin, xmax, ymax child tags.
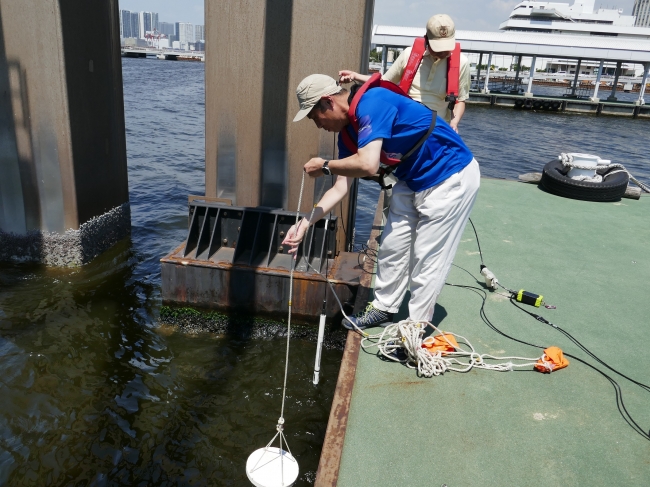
<box><xmin>377</xmin><ymin>109</ymin><xmax>437</xmax><ymax>187</ymax></box>
<box><xmin>399</xmin><ymin>37</ymin><xmax>462</xmax><ymax>113</ymax></box>
<box><xmin>342</xmin><ymin>73</ymin><xmax>409</xmax><ymax>166</ymax></box>
<box><xmin>399</xmin><ymin>36</ymin><xmax>427</xmax><ymax>94</ymax></box>
<box><xmin>341</xmin><ymin>73</ymin><xmax>438</xmax><ymax>189</ymax></box>
<box><xmin>365</xmin><ymin>110</ymin><xmax>437</xmax><ymax>189</ymax></box>
<box><xmin>445</xmin><ymin>43</ymin><xmax>462</xmax><ymax>112</ymax></box>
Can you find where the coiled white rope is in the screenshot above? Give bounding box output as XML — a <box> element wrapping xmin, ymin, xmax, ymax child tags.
<box><xmin>558</xmin><ymin>153</ymin><xmax>650</xmax><ymax>192</ymax></box>
<box><xmin>361</xmin><ymin>319</ymin><xmax>547</xmax><ymax>378</ymax></box>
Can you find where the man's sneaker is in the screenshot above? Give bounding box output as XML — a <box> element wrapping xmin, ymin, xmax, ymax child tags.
<box><xmin>342</xmin><ymin>303</ymin><xmax>393</xmax><ymax>330</ymax></box>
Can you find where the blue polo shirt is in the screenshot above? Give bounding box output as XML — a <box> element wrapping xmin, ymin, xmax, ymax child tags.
<box><xmin>337</xmin><ymin>88</ymin><xmax>474</xmax><ymax>192</ymax></box>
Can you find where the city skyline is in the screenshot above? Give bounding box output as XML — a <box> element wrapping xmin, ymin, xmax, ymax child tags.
<box><xmin>118</xmin><ymin>0</ymin><xmax>638</xmax><ymax>31</ymax></box>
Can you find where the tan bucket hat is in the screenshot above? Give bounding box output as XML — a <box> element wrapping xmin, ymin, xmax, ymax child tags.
<box><xmin>293</xmin><ymin>74</ymin><xmax>341</xmax><ymax>122</ymax></box>
<box><xmin>426</xmin><ymin>14</ymin><xmax>456</xmax><ymax>52</ymax></box>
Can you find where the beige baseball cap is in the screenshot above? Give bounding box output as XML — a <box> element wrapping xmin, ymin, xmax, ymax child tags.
<box><xmin>293</xmin><ymin>74</ymin><xmax>341</xmax><ymax>122</ymax></box>
<box><xmin>426</xmin><ymin>14</ymin><xmax>456</xmax><ymax>52</ymax></box>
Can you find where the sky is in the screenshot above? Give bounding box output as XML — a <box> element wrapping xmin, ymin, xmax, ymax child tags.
<box><xmin>119</xmin><ymin>0</ymin><xmax>638</xmax><ymax>31</ymax></box>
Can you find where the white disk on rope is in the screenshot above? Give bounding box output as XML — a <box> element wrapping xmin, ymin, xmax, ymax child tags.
<box><xmin>246</xmin><ymin>447</ymin><xmax>299</xmax><ymax>487</ymax></box>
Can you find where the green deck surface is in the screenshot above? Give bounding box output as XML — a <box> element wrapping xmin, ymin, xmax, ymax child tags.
<box><xmin>337</xmin><ymin>180</ymin><xmax>650</xmax><ymax>487</ymax></box>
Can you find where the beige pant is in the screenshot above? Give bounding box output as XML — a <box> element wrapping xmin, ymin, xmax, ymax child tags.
<box><xmin>372</xmin><ymin>159</ymin><xmax>481</xmax><ymax>321</ymax></box>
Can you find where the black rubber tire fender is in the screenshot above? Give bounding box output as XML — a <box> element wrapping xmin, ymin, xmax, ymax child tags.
<box><xmin>540</xmin><ymin>159</ymin><xmax>629</xmax><ymax>202</ymax></box>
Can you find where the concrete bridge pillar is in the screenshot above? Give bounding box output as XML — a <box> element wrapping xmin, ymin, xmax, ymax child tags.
<box><xmin>0</xmin><ymin>0</ymin><xmax>129</xmax><ymax>266</ymax></box>
<box><xmin>205</xmin><ymin>0</ymin><xmax>374</xmax><ymax>251</ymax></box>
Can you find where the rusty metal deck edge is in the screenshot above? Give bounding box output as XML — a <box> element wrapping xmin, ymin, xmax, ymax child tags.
<box><xmin>160</xmin><ymin>243</ymin><xmax>361</xmax><ymax>286</ymax></box>
<box><xmin>314</xmin><ymin>190</ymin><xmax>385</xmax><ymax>487</ymax></box>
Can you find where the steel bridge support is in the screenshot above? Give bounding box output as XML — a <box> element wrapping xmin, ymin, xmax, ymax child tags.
<box><xmin>0</xmin><ymin>0</ymin><xmax>129</xmax><ymax>266</ymax></box>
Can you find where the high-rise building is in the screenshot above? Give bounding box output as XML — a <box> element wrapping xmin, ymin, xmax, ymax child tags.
<box><xmin>634</xmin><ymin>0</ymin><xmax>650</xmax><ymax>27</ymax></box>
<box><xmin>175</xmin><ymin>22</ymin><xmax>194</xmax><ymax>48</ymax></box>
<box><xmin>119</xmin><ymin>10</ymin><xmax>142</xmax><ymax>40</ymax></box>
<box><xmin>120</xmin><ymin>10</ymin><xmax>132</xmax><ymax>38</ymax></box>
<box><xmin>130</xmin><ymin>12</ymin><xmax>139</xmax><ymax>38</ymax></box>
<box><xmin>138</xmin><ymin>12</ymin><xmax>159</xmax><ymax>38</ymax></box>
<box><xmin>159</xmin><ymin>22</ymin><xmax>175</xmax><ymax>39</ymax></box>
<box><xmin>195</xmin><ymin>25</ymin><xmax>205</xmax><ymax>43</ymax></box>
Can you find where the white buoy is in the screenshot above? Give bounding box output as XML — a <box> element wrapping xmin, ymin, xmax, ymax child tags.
<box><xmin>246</xmin><ymin>447</ymin><xmax>299</xmax><ymax>487</ymax></box>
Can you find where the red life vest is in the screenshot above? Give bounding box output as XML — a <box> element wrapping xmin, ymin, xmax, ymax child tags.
<box><xmin>398</xmin><ymin>36</ymin><xmax>461</xmax><ymax>110</ymax></box>
<box><xmin>339</xmin><ymin>72</ymin><xmax>410</xmax><ymax>166</ymax></box>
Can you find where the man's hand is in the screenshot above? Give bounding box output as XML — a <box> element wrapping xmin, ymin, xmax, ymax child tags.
<box><xmin>282</xmin><ymin>219</ymin><xmax>309</xmax><ymax>259</ymax></box>
<box><xmin>304</xmin><ymin>157</ymin><xmax>326</xmax><ymax>178</ymax></box>
<box><xmin>449</xmin><ymin>101</ymin><xmax>465</xmax><ymax>134</ymax></box>
<box><xmin>339</xmin><ymin>70</ymin><xmax>371</xmax><ymax>84</ymax></box>
<box><xmin>338</xmin><ymin>70</ymin><xmax>359</xmax><ymax>83</ymax></box>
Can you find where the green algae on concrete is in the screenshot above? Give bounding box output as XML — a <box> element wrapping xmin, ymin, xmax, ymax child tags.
<box><xmin>159</xmin><ymin>305</ymin><xmax>348</xmax><ymax>348</ymax></box>
<box><xmin>337</xmin><ymin>180</ymin><xmax>650</xmax><ymax>487</ymax></box>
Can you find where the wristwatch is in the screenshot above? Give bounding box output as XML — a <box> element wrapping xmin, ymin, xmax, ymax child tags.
<box><xmin>321</xmin><ymin>160</ymin><xmax>332</xmax><ymax>176</ymax></box>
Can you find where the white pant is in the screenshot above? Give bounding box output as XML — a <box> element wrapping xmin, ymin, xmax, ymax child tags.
<box><xmin>372</xmin><ymin>159</ymin><xmax>481</xmax><ymax>321</ymax></box>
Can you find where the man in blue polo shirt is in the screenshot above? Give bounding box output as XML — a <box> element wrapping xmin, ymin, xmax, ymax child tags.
<box><xmin>283</xmin><ymin>73</ymin><xmax>480</xmax><ymax>329</ymax></box>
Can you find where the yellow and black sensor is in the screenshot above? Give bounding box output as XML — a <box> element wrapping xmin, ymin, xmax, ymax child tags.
<box><xmin>516</xmin><ymin>290</ymin><xmax>543</xmax><ymax>307</ymax></box>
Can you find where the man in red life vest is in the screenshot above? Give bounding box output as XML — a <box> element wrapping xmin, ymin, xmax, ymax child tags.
<box><xmin>340</xmin><ymin>14</ymin><xmax>470</xmax><ymax>133</ymax></box>
<box><xmin>283</xmin><ymin>74</ymin><xmax>480</xmax><ymax>329</ymax></box>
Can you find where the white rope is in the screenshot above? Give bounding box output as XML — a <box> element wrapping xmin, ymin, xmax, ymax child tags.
<box><xmin>275</xmin><ymin>172</ymin><xmax>371</xmax><ymax>444</ymax></box>
<box><xmin>558</xmin><ymin>153</ymin><xmax>650</xmax><ymax>192</ymax></box>
<box><xmin>360</xmin><ymin>319</ymin><xmax>546</xmax><ymax>378</ymax></box>
<box><xmin>257</xmin><ymin>171</ymin><xmax>307</xmax><ymax>485</ymax></box>
<box><xmin>254</xmin><ymin>171</ymin><xmax>319</xmax><ymax>485</ymax></box>
<box><xmin>295</xmin><ymin>178</ymin><xmax>371</xmax><ymax>338</ymax></box>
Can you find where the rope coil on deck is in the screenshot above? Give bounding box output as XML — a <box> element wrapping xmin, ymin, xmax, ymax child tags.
<box><xmin>361</xmin><ymin>319</ymin><xmax>550</xmax><ymax>378</ymax></box>
<box><xmin>558</xmin><ymin>153</ymin><xmax>650</xmax><ymax>192</ymax></box>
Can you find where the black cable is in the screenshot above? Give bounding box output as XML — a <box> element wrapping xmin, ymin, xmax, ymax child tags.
<box><xmin>338</xmin><ymin>199</ymin><xmax>347</xmax><ymax>241</ymax></box>
<box><xmin>446</xmin><ymin>280</ymin><xmax>543</xmax><ymax>350</ymax></box>
<box><xmin>458</xmin><ymin>214</ymin><xmax>650</xmax><ymax>438</ymax></box>
<box><xmin>459</xmin><ymin>221</ymin><xmax>650</xmax><ymax>393</ymax></box>
<box><xmin>468</xmin><ymin>218</ymin><xmax>484</xmax><ymax>266</ymax></box>
<box><xmin>509</xmin><ymin>299</ymin><xmax>650</xmax><ymax>394</ymax></box>
<box><xmin>445</xmin><ymin>279</ymin><xmax>650</xmax><ymax>441</ymax></box>
<box><xmin>560</xmin><ymin>352</ymin><xmax>650</xmax><ymax>441</ymax></box>
<box><xmin>356</xmin><ymin>242</ymin><xmax>378</xmax><ymax>275</ymax></box>
<box><xmin>324</xmin><ymin>240</ymin><xmax>330</xmax><ymax>302</ymax></box>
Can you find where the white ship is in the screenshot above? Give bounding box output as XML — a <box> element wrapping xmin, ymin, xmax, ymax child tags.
<box><xmin>499</xmin><ymin>0</ymin><xmax>650</xmax><ymax>39</ymax></box>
